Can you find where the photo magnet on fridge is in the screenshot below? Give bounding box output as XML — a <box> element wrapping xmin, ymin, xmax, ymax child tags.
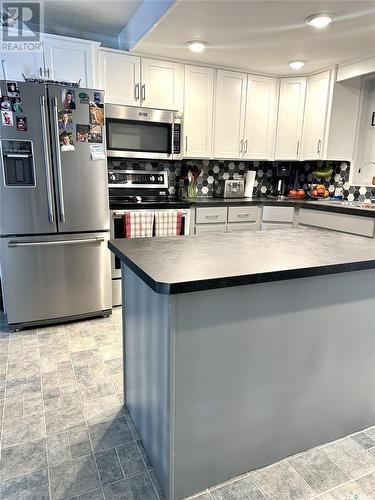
<box><xmin>0</xmin><ymin>96</ymin><xmax>12</xmax><ymax>110</ymax></box>
<box><xmin>7</xmin><ymin>82</ymin><xmax>20</xmax><ymax>97</ymax></box>
<box><xmin>88</xmin><ymin>124</ymin><xmax>102</xmax><ymax>143</ymax></box>
<box><xmin>93</xmin><ymin>91</ymin><xmax>103</xmax><ymax>106</ymax></box>
<box><xmin>1</xmin><ymin>110</ymin><xmax>13</xmax><ymax>126</ymax></box>
<box><xmin>59</xmin><ymin>131</ymin><xmax>75</xmax><ymax>152</ymax></box>
<box><xmin>76</xmin><ymin>124</ymin><xmax>89</xmax><ymax>142</ymax></box>
<box><xmin>62</xmin><ymin>89</ymin><xmax>76</xmax><ymax>110</ymax></box>
<box><xmin>58</xmin><ymin>110</ymin><xmax>73</xmax><ymax>130</ymax></box>
<box><xmin>89</xmin><ymin>103</ymin><xmax>104</xmax><ymax>126</ymax></box>
<box><xmin>11</xmin><ymin>97</ymin><xmax>23</xmax><ymax>113</ymax></box>
<box><xmin>16</xmin><ymin>117</ymin><xmax>27</xmax><ymax>132</ymax></box>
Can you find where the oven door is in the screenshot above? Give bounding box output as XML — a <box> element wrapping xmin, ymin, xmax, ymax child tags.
<box><xmin>106</xmin><ymin>105</ymin><xmax>174</xmax><ymax>159</ymax></box>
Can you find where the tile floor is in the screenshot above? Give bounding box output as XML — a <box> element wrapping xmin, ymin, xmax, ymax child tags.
<box><xmin>0</xmin><ymin>309</ymin><xmax>375</xmax><ymax>499</ymax></box>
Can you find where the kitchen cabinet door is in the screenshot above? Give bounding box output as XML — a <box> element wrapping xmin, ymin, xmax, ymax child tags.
<box><xmin>141</xmin><ymin>58</ymin><xmax>183</xmax><ymax>110</ymax></box>
<box><xmin>274</xmin><ymin>77</ymin><xmax>306</xmax><ymax>160</ymax></box>
<box><xmin>243</xmin><ymin>75</ymin><xmax>278</xmax><ymax>160</ymax></box>
<box><xmin>301</xmin><ymin>70</ymin><xmax>333</xmax><ymax>160</ymax></box>
<box><xmin>43</xmin><ymin>35</ymin><xmax>98</xmax><ymax>87</ymax></box>
<box><xmin>213</xmin><ymin>70</ymin><xmax>247</xmax><ymax>159</ymax></box>
<box><xmin>1</xmin><ymin>48</ymin><xmax>44</xmax><ymax>81</ymax></box>
<box><xmin>98</xmin><ymin>50</ymin><xmax>141</xmax><ymax>105</ymax></box>
<box><xmin>184</xmin><ymin>65</ymin><xmax>214</xmax><ymax>158</ymax></box>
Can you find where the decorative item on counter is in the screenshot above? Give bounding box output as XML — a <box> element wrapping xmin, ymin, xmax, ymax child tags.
<box><xmin>244</xmin><ymin>170</ymin><xmax>256</xmax><ymax>198</ymax></box>
<box><xmin>179</xmin><ymin>164</ymin><xmax>201</xmax><ymax>199</ymax></box>
<box><xmin>312</xmin><ymin>161</ymin><xmax>333</xmax><ymax>179</ymax></box>
<box><xmin>308</xmin><ymin>184</ymin><xmax>330</xmax><ymax>199</ymax></box>
<box><xmin>288</xmin><ymin>188</ymin><xmax>306</xmax><ymax>199</ymax></box>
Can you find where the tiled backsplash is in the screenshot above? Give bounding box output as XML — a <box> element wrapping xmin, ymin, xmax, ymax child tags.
<box><xmin>108</xmin><ymin>159</ymin><xmax>375</xmax><ymax>202</ymax></box>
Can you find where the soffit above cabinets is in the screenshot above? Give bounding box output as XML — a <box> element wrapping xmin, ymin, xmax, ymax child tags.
<box><xmin>131</xmin><ymin>0</ymin><xmax>375</xmax><ymax>76</ymax></box>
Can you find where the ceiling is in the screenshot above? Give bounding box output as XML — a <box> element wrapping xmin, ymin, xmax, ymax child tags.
<box><xmin>132</xmin><ymin>0</ymin><xmax>375</xmax><ymax>75</ymax></box>
<box><xmin>41</xmin><ymin>0</ymin><xmax>143</xmax><ymax>45</ymax></box>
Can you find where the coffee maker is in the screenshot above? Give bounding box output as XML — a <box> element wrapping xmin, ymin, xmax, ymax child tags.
<box><xmin>272</xmin><ymin>163</ymin><xmax>291</xmax><ymax>198</ymax></box>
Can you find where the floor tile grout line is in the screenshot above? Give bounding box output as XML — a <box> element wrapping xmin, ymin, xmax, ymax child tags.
<box><xmin>37</xmin><ymin>326</ymin><xmax>53</xmax><ymax>500</ymax></box>
<box><xmin>285</xmin><ymin>458</ymin><xmax>324</xmax><ymax>498</ymax></box>
<box><xmin>245</xmin><ymin>472</ymin><xmax>270</xmax><ymax>499</ymax></box>
<box><xmin>0</xmin><ymin>329</ymin><xmax>11</xmax><ymax>457</ymax></box>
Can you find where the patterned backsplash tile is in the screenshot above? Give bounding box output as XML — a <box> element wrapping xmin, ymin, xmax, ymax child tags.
<box><xmin>108</xmin><ymin>158</ymin><xmax>375</xmax><ymax>202</ymax></box>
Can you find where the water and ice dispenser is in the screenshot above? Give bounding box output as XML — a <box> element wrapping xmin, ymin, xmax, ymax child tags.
<box><xmin>1</xmin><ymin>140</ymin><xmax>35</xmax><ymax>187</ymax></box>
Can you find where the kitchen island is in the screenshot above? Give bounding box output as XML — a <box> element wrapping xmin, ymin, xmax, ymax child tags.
<box><xmin>109</xmin><ymin>228</ymin><xmax>375</xmax><ymax>500</ymax></box>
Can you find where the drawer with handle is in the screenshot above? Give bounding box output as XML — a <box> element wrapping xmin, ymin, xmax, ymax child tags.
<box><xmin>195</xmin><ymin>207</ymin><xmax>227</xmax><ymax>224</ymax></box>
<box><xmin>228</xmin><ymin>206</ymin><xmax>258</xmax><ymax>223</ymax></box>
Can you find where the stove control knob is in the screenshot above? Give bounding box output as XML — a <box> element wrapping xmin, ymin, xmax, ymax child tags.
<box><xmin>109</xmin><ymin>174</ymin><xmax>116</xmax><ymax>182</ymax></box>
<box><xmin>150</xmin><ymin>176</ymin><xmax>155</xmax><ymax>182</ymax></box>
<box><xmin>158</xmin><ymin>176</ymin><xmax>163</xmax><ymax>182</ymax></box>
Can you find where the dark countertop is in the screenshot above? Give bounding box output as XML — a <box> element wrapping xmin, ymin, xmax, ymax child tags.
<box><xmin>110</xmin><ymin>197</ymin><xmax>375</xmax><ymax>218</ymax></box>
<box><xmin>108</xmin><ymin>228</ymin><xmax>375</xmax><ymax>294</ymax></box>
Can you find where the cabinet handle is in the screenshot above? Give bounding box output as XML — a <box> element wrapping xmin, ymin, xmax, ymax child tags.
<box><xmin>141</xmin><ymin>84</ymin><xmax>145</xmax><ymax>101</ymax></box>
<box><xmin>39</xmin><ymin>67</ymin><xmax>43</xmax><ymax>77</ymax></box>
<box><xmin>317</xmin><ymin>139</ymin><xmax>322</xmax><ymax>154</ymax></box>
<box><xmin>47</xmin><ymin>68</ymin><xmax>50</xmax><ymax>78</ymax></box>
<box><xmin>237</xmin><ymin>213</ymin><xmax>250</xmax><ymax>218</ymax></box>
<box><xmin>296</xmin><ymin>140</ymin><xmax>300</xmax><ymax>157</ymax></box>
<box><xmin>239</xmin><ymin>139</ymin><xmax>243</xmax><ymax>154</ymax></box>
<box><xmin>185</xmin><ymin>136</ymin><xmax>188</xmax><ymax>153</ymax></box>
<box><xmin>135</xmin><ymin>83</ymin><xmax>140</xmax><ymax>101</ymax></box>
<box><xmin>244</xmin><ymin>139</ymin><xmax>248</xmax><ymax>154</ymax></box>
<box><xmin>205</xmin><ymin>214</ymin><xmax>219</xmax><ymax>219</ymax></box>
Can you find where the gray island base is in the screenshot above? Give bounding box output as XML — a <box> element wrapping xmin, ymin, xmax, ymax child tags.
<box><xmin>109</xmin><ymin>229</ymin><xmax>375</xmax><ymax>500</ymax></box>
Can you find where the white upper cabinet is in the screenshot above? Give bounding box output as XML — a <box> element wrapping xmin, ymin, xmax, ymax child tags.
<box><xmin>243</xmin><ymin>75</ymin><xmax>277</xmax><ymax>160</ymax></box>
<box><xmin>214</xmin><ymin>70</ymin><xmax>247</xmax><ymax>159</ymax></box>
<box><xmin>97</xmin><ymin>50</ymin><xmax>141</xmax><ymax>105</ymax></box>
<box><xmin>140</xmin><ymin>58</ymin><xmax>183</xmax><ymax>110</ymax></box>
<box><xmin>183</xmin><ymin>65</ymin><xmax>215</xmax><ymax>158</ymax></box>
<box><xmin>43</xmin><ymin>34</ymin><xmax>98</xmax><ymax>88</ymax></box>
<box><xmin>1</xmin><ymin>49</ymin><xmax>44</xmax><ymax>81</ymax></box>
<box><xmin>301</xmin><ymin>70</ymin><xmax>333</xmax><ymax>160</ymax></box>
<box><xmin>275</xmin><ymin>77</ymin><xmax>306</xmax><ymax>160</ymax></box>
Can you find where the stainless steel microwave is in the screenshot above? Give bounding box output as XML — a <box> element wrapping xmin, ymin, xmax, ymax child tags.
<box><xmin>105</xmin><ymin>104</ymin><xmax>182</xmax><ymax>160</ymax></box>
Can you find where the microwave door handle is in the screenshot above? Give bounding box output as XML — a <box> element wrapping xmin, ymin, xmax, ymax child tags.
<box><xmin>40</xmin><ymin>95</ymin><xmax>55</xmax><ymax>224</ymax></box>
<box><xmin>52</xmin><ymin>97</ymin><xmax>66</xmax><ymax>223</ymax></box>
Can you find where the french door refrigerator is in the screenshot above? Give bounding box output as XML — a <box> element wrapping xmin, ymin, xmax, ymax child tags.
<box><xmin>0</xmin><ymin>81</ymin><xmax>111</xmax><ymax>330</ymax></box>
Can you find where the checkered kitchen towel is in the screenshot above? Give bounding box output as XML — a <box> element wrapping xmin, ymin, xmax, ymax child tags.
<box><xmin>154</xmin><ymin>210</ymin><xmax>182</xmax><ymax>237</ymax></box>
<box><xmin>124</xmin><ymin>211</ymin><xmax>154</xmax><ymax>238</ymax></box>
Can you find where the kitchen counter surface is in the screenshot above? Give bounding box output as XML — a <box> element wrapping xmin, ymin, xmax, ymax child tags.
<box><xmin>109</xmin><ymin>196</ymin><xmax>375</xmax><ymax>218</ymax></box>
<box><xmin>108</xmin><ymin>228</ymin><xmax>375</xmax><ymax>294</ymax></box>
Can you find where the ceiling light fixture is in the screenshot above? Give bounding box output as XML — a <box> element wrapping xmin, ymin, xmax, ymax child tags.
<box><xmin>289</xmin><ymin>60</ymin><xmax>305</xmax><ymax>70</ymax></box>
<box><xmin>185</xmin><ymin>40</ymin><xmax>208</xmax><ymax>53</ymax></box>
<box><xmin>305</xmin><ymin>13</ymin><xmax>335</xmax><ymax>28</ymax></box>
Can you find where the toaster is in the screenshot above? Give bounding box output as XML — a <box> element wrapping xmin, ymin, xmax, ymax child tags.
<box><xmin>213</xmin><ymin>179</ymin><xmax>245</xmax><ymax>198</ymax></box>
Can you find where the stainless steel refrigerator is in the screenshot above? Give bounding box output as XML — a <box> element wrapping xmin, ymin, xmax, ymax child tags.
<box><xmin>0</xmin><ymin>81</ymin><xmax>111</xmax><ymax>331</ymax></box>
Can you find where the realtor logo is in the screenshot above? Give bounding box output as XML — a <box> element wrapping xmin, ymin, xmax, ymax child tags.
<box><xmin>1</xmin><ymin>2</ymin><xmax>42</xmax><ymax>51</ymax></box>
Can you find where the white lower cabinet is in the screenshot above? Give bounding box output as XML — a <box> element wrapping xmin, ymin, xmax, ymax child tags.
<box><xmin>195</xmin><ymin>224</ymin><xmax>226</xmax><ymax>234</ymax></box>
<box><xmin>261</xmin><ymin>222</ymin><xmax>293</xmax><ymax>231</ymax></box>
<box><xmin>227</xmin><ymin>222</ymin><xmax>258</xmax><ymax>232</ymax></box>
<box><xmin>262</xmin><ymin>206</ymin><xmax>295</xmax><ymax>223</ymax></box>
<box><xmin>195</xmin><ymin>207</ymin><xmax>227</xmax><ymax>224</ymax></box>
<box><xmin>298</xmin><ymin>209</ymin><xmax>375</xmax><ymax>237</ymax></box>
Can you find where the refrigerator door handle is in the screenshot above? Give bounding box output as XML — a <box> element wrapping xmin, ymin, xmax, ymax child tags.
<box><xmin>40</xmin><ymin>95</ymin><xmax>55</xmax><ymax>224</ymax></box>
<box><xmin>52</xmin><ymin>97</ymin><xmax>66</xmax><ymax>223</ymax></box>
<box><xmin>8</xmin><ymin>237</ymin><xmax>105</xmax><ymax>248</ymax></box>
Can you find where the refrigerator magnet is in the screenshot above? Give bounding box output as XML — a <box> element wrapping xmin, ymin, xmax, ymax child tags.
<box><xmin>1</xmin><ymin>110</ymin><xmax>13</xmax><ymax>126</ymax></box>
<box><xmin>88</xmin><ymin>124</ymin><xmax>102</xmax><ymax>143</ymax></box>
<box><xmin>7</xmin><ymin>82</ymin><xmax>20</xmax><ymax>98</ymax></box>
<box><xmin>89</xmin><ymin>103</ymin><xmax>104</xmax><ymax>126</ymax></box>
<box><xmin>11</xmin><ymin>97</ymin><xmax>23</xmax><ymax>113</ymax></box>
<box><xmin>93</xmin><ymin>91</ymin><xmax>103</xmax><ymax>106</ymax></box>
<box><xmin>76</xmin><ymin>124</ymin><xmax>89</xmax><ymax>142</ymax></box>
<box><xmin>89</xmin><ymin>144</ymin><xmax>105</xmax><ymax>160</ymax></box>
<box><xmin>58</xmin><ymin>110</ymin><xmax>73</xmax><ymax>130</ymax></box>
<box><xmin>0</xmin><ymin>96</ymin><xmax>12</xmax><ymax>111</ymax></box>
<box><xmin>79</xmin><ymin>92</ymin><xmax>89</xmax><ymax>104</ymax></box>
<box><xmin>16</xmin><ymin>117</ymin><xmax>27</xmax><ymax>132</ymax></box>
<box><xmin>59</xmin><ymin>131</ymin><xmax>75</xmax><ymax>152</ymax></box>
<box><xmin>62</xmin><ymin>89</ymin><xmax>76</xmax><ymax>110</ymax></box>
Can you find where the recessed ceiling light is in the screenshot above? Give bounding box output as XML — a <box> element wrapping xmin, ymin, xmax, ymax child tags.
<box><xmin>185</xmin><ymin>40</ymin><xmax>208</xmax><ymax>53</ymax></box>
<box><xmin>305</xmin><ymin>13</ymin><xmax>335</xmax><ymax>28</ymax></box>
<box><xmin>289</xmin><ymin>60</ymin><xmax>305</xmax><ymax>70</ymax></box>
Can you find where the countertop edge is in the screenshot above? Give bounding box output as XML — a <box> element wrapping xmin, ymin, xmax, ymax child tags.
<box><xmin>108</xmin><ymin>238</ymin><xmax>375</xmax><ymax>294</ymax></box>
